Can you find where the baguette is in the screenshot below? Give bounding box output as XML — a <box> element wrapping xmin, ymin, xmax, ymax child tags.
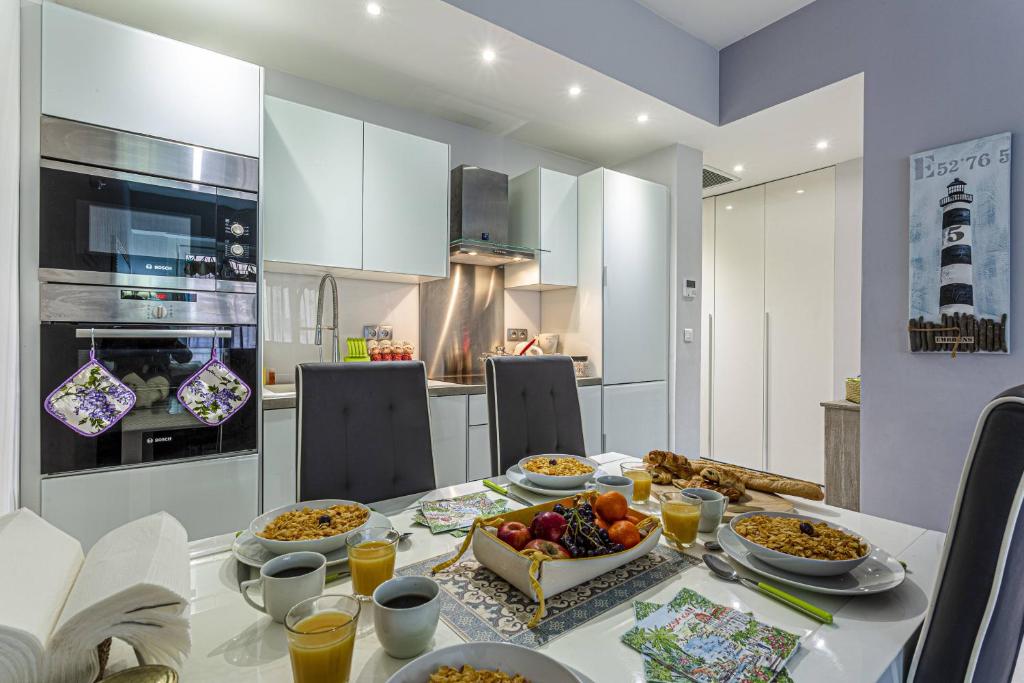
<box><xmin>692</xmin><ymin>459</ymin><xmax>824</xmax><ymax>501</ymax></box>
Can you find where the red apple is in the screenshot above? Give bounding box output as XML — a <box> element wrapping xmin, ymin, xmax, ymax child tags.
<box><xmin>530</xmin><ymin>511</ymin><xmax>568</xmax><ymax>542</ymax></box>
<box><xmin>524</xmin><ymin>538</ymin><xmax>571</xmax><ymax>560</ymax></box>
<box><xmin>496</xmin><ymin>521</ymin><xmax>532</xmax><ymax>550</ymax></box>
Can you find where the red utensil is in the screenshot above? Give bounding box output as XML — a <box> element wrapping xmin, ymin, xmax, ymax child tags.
<box><xmin>518</xmin><ymin>337</ymin><xmax>538</xmax><ymax>355</ymax></box>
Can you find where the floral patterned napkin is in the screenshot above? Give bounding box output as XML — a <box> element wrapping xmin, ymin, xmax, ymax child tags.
<box><xmin>44</xmin><ymin>353</ymin><xmax>136</xmax><ymax>436</ymax></box>
<box><xmin>177</xmin><ymin>349</ymin><xmax>251</xmax><ymax>426</ymax></box>
<box><xmin>414</xmin><ymin>493</ymin><xmax>509</xmax><ymax>534</ymax></box>
<box><xmin>623</xmin><ymin>589</ymin><xmax>800</xmax><ymax>683</ymax></box>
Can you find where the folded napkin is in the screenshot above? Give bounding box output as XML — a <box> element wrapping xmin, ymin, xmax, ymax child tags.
<box><xmin>414</xmin><ymin>493</ymin><xmax>508</xmax><ymax>534</ymax></box>
<box><xmin>624</xmin><ymin>589</ymin><xmax>799</xmax><ymax>683</ymax></box>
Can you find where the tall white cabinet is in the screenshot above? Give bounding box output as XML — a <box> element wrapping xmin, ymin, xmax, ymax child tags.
<box><xmin>702</xmin><ymin>167</ymin><xmax>835</xmax><ymax>483</ymax></box>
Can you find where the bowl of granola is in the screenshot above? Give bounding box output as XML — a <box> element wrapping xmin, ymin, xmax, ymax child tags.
<box><xmin>729</xmin><ymin>511</ymin><xmax>870</xmax><ymax>576</ymax></box>
<box><xmin>386</xmin><ymin>642</ymin><xmax>581</xmax><ymax>683</ymax></box>
<box><xmin>250</xmin><ymin>499</ymin><xmax>372</xmax><ymax>555</ymax></box>
<box><xmin>518</xmin><ymin>454</ymin><xmax>599</xmax><ymax>490</ymax></box>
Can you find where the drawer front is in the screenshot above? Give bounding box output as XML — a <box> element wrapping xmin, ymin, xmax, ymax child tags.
<box><xmin>468</xmin><ymin>394</ymin><xmax>489</xmax><ymax>426</ymax></box>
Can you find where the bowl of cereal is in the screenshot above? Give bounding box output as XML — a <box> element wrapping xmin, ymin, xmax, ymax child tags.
<box><xmin>250</xmin><ymin>499</ymin><xmax>372</xmax><ymax>555</ymax></box>
<box><xmin>517</xmin><ymin>454</ymin><xmax>599</xmax><ymax>490</ymax></box>
<box><xmin>729</xmin><ymin>511</ymin><xmax>870</xmax><ymax>576</ymax></box>
<box><xmin>386</xmin><ymin>642</ymin><xmax>582</xmax><ymax>683</ymax></box>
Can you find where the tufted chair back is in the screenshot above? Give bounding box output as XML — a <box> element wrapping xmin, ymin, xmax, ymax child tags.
<box><xmin>295</xmin><ymin>361</ymin><xmax>435</xmax><ymax>504</ymax></box>
<box><xmin>485</xmin><ymin>355</ymin><xmax>587</xmax><ymax>475</ymax></box>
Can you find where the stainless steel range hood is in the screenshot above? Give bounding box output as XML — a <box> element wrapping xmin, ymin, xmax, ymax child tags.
<box><xmin>450</xmin><ymin>165</ymin><xmax>542</xmax><ymax>266</ymax></box>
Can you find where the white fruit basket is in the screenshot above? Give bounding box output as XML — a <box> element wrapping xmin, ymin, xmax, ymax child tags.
<box><xmin>431</xmin><ymin>493</ymin><xmax>662</xmax><ymax>626</ymax></box>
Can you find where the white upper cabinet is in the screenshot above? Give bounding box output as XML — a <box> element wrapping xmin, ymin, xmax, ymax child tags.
<box><xmin>602</xmin><ymin>170</ymin><xmax>669</xmax><ymax>385</ymax></box>
<box><xmin>263</xmin><ymin>97</ymin><xmax>363</xmax><ymax>269</ymax></box>
<box><xmin>41</xmin><ymin>4</ymin><xmax>261</xmax><ymax>157</ymax></box>
<box><xmin>363</xmin><ymin>123</ymin><xmax>449</xmax><ymax>278</ymax></box>
<box><xmin>506</xmin><ymin>168</ymin><xmax>578</xmax><ymax>290</ymax></box>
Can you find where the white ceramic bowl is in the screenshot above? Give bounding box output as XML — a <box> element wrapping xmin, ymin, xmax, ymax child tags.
<box><xmin>249</xmin><ymin>499</ymin><xmax>372</xmax><ymax>556</ymax></box>
<box><xmin>386</xmin><ymin>642</ymin><xmax>582</xmax><ymax>683</ymax></box>
<box><xmin>728</xmin><ymin>511</ymin><xmax>871</xmax><ymax>577</ymax></box>
<box><xmin>517</xmin><ymin>454</ymin><xmax>600</xmax><ymax>490</ymax></box>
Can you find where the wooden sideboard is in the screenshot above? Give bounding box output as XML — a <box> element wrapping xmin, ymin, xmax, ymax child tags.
<box><xmin>821</xmin><ymin>400</ymin><xmax>861</xmax><ymax>511</ymax></box>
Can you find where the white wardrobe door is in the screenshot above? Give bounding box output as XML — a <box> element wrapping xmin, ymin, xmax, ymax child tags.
<box><xmin>712</xmin><ymin>186</ymin><xmax>765</xmax><ymax>471</ymax></box>
<box><xmin>603</xmin><ymin>170</ymin><xmax>669</xmax><ymax>385</ymax></box>
<box><xmin>700</xmin><ymin>197</ymin><xmax>715</xmax><ymax>458</ymax></box>
<box><xmin>765</xmin><ymin>168</ymin><xmax>835</xmax><ymax>483</ymax></box>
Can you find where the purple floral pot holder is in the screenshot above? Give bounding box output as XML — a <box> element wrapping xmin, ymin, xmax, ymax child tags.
<box><xmin>44</xmin><ymin>351</ymin><xmax>137</xmax><ymax>437</ymax></box>
<box><xmin>176</xmin><ymin>349</ymin><xmax>251</xmax><ymax>426</ymax></box>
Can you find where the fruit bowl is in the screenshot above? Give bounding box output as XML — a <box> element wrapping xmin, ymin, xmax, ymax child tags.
<box><xmin>517</xmin><ymin>454</ymin><xmax>601</xmax><ymax>490</ymax></box>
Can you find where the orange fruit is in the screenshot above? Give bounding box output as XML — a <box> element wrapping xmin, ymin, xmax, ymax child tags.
<box><xmin>624</xmin><ymin>511</ymin><xmax>645</xmax><ymax>526</ymax></box>
<box><xmin>594</xmin><ymin>514</ymin><xmax>609</xmax><ymax>531</ymax></box>
<box><xmin>594</xmin><ymin>492</ymin><xmax>628</xmax><ymax>522</ymax></box>
<box><xmin>608</xmin><ymin>521</ymin><xmax>641</xmax><ymax>549</ymax></box>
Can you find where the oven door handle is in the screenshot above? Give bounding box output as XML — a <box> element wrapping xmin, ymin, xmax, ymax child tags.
<box><xmin>75</xmin><ymin>328</ymin><xmax>233</xmax><ymax>339</ymax></box>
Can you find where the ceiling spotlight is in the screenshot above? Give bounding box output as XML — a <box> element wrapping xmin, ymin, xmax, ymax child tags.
<box><xmin>725</xmin><ymin>205</ymin><xmax>734</xmax><ymax>211</ymax></box>
<box><xmin>796</xmin><ymin>189</ymin><xmax>805</xmax><ymax>194</ymax></box>
<box><xmin>366</xmin><ymin>2</ymin><xmax>382</xmax><ymax>16</ymax></box>
<box><xmin>481</xmin><ymin>48</ymin><xmax>496</xmax><ymax>63</ymax></box>
<box><xmin>636</xmin><ymin>113</ymin><xmax>650</xmax><ymax>124</ymax></box>
<box><xmin>733</xmin><ymin>164</ymin><xmax>744</xmax><ymax>173</ymax></box>
<box><xmin>568</xmin><ymin>84</ymin><xmax>582</xmax><ymax>98</ymax></box>
<box><xmin>816</xmin><ymin>139</ymin><xmax>829</xmax><ymax>150</ymax></box>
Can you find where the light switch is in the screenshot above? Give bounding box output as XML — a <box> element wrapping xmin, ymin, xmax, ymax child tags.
<box><xmin>683</xmin><ymin>328</ymin><xmax>694</xmax><ymax>343</ymax></box>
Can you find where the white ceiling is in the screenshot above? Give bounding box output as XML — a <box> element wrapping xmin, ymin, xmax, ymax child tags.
<box><xmin>55</xmin><ymin>0</ymin><xmax>861</xmax><ymax>187</ymax></box>
<box><xmin>633</xmin><ymin>0</ymin><xmax>818</xmax><ymax>48</ymax></box>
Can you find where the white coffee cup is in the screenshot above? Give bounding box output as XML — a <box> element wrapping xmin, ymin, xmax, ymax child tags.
<box><xmin>372</xmin><ymin>576</ymin><xmax>441</xmax><ymax>659</ymax></box>
<box><xmin>681</xmin><ymin>488</ymin><xmax>728</xmax><ymax>532</ymax></box>
<box><xmin>241</xmin><ymin>551</ymin><xmax>326</xmax><ymax>623</ymax></box>
<box><xmin>586</xmin><ymin>474</ymin><xmax>634</xmax><ymax>500</ymax></box>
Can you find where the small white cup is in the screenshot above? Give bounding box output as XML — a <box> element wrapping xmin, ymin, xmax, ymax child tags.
<box><xmin>681</xmin><ymin>488</ymin><xmax>728</xmax><ymax>533</ymax></box>
<box><xmin>241</xmin><ymin>551</ymin><xmax>326</xmax><ymax>623</ymax></box>
<box><xmin>372</xmin><ymin>576</ymin><xmax>441</xmax><ymax>659</ymax></box>
<box><xmin>586</xmin><ymin>474</ymin><xmax>634</xmax><ymax>500</ymax></box>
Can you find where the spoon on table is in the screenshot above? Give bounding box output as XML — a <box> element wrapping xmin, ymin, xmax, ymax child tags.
<box><xmin>702</xmin><ymin>554</ymin><xmax>833</xmax><ymax>624</ymax></box>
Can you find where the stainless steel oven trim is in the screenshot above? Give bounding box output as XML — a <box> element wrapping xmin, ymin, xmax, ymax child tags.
<box><xmin>75</xmin><ymin>328</ymin><xmax>234</xmax><ymax>339</ymax></box>
<box><xmin>38</xmin><ymin>268</ymin><xmax>257</xmax><ymax>294</ymax></box>
<box><xmin>40</xmin><ymin>158</ymin><xmax>220</xmax><ymax>195</ymax></box>
<box><xmin>41</xmin><ymin>115</ymin><xmax>259</xmax><ymax>192</ymax></box>
<box><xmin>217</xmin><ymin>187</ymin><xmax>258</xmax><ymax>201</ymax></box>
<box><xmin>41</xmin><ymin>282</ymin><xmax>257</xmax><ymax>325</ymax></box>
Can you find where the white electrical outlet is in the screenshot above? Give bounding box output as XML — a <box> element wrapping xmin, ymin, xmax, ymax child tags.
<box><xmin>363</xmin><ymin>325</ymin><xmax>379</xmax><ymax>340</ymax></box>
<box><xmin>378</xmin><ymin>325</ymin><xmax>394</xmax><ymax>341</ymax></box>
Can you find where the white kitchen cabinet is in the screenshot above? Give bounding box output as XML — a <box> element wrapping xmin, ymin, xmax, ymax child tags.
<box><xmin>602</xmin><ymin>382</ymin><xmax>668</xmax><ymax>458</ymax></box>
<box><xmin>578</xmin><ymin>384</ymin><xmax>602</xmax><ymax>455</ymax></box>
<box><xmin>507</xmin><ymin>168</ymin><xmax>578</xmax><ymax>290</ymax></box>
<box><xmin>711</xmin><ymin>186</ymin><xmax>766</xmax><ymax>471</ymax></box>
<box><xmin>41</xmin><ymin>4</ymin><xmax>260</xmax><ymax>156</ymax></box>
<box><xmin>263</xmin><ymin>408</ymin><xmax>297</xmax><ymax>512</ymax></box>
<box><xmin>764</xmin><ymin>168</ymin><xmax>835</xmax><ymax>483</ymax></box>
<box><xmin>429</xmin><ymin>395</ymin><xmax>468</xmax><ymax>487</ymax></box>
<box><xmin>700</xmin><ymin>197</ymin><xmax>715</xmax><ymax>459</ymax></box>
<box><xmin>363</xmin><ymin>123</ymin><xmax>449</xmax><ymax>278</ymax></box>
<box><xmin>468</xmin><ymin>394</ymin><xmax>489</xmax><ymax>426</ymax></box>
<box><xmin>601</xmin><ymin>170</ymin><xmax>670</xmax><ymax>385</ymax></box>
<box><xmin>263</xmin><ymin>97</ymin><xmax>363</xmax><ymax>269</ymax></box>
<box><xmin>41</xmin><ymin>454</ymin><xmax>258</xmax><ymax>550</ymax></box>
<box><xmin>467</xmin><ymin>425</ymin><xmax>492</xmax><ymax>481</ymax></box>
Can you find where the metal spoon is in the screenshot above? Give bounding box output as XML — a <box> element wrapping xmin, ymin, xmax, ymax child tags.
<box><xmin>701</xmin><ymin>553</ymin><xmax>833</xmax><ymax>624</ymax></box>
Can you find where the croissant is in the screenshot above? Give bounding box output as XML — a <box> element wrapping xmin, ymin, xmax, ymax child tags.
<box><xmin>644</xmin><ymin>450</ymin><xmax>693</xmax><ymax>479</ymax></box>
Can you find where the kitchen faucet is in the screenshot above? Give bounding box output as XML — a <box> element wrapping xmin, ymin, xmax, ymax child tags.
<box><xmin>314</xmin><ymin>273</ymin><xmax>340</xmax><ymax>362</ymax></box>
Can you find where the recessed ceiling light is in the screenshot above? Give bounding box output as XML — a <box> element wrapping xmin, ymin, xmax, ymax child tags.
<box><xmin>733</xmin><ymin>164</ymin><xmax>744</xmax><ymax>173</ymax></box>
<box><xmin>636</xmin><ymin>113</ymin><xmax>649</xmax><ymax>124</ymax></box>
<box><xmin>481</xmin><ymin>48</ymin><xmax>496</xmax><ymax>64</ymax></box>
<box><xmin>796</xmin><ymin>189</ymin><xmax>805</xmax><ymax>194</ymax></box>
<box><xmin>366</xmin><ymin>2</ymin><xmax>382</xmax><ymax>16</ymax></box>
<box><xmin>568</xmin><ymin>84</ymin><xmax>582</xmax><ymax>98</ymax></box>
<box><xmin>725</xmin><ymin>205</ymin><xmax>734</xmax><ymax>211</ymax></box>
<box><xmin>816</xmin><ymin>139</ymin><xmax>829</xmax><ymax>150</ymax></box>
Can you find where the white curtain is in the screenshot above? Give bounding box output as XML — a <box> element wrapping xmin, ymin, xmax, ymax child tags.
<box><xmin>0</xmin><ymin>0</ymin><xmax>21</xmax><ymax>514</ymax></box>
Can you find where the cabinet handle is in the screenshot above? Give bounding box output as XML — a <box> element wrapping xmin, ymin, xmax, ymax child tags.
<box><xmin>707</xmin><ymin>313</ymin><xmax>713</xmax><ymax>458</ymax></box>
<box><xmin>763</xmin><ymin>311</ymin><xmax>770</xmax><ymax>471</ymax></box>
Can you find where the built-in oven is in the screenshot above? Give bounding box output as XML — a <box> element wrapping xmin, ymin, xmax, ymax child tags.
<box><xmin>39</xmin><ymin>283</ymin><xmax>258</xmax><ymax>475</ymax></box>
<box><xmin>38</xmin><ymin>116</ymin><xmax>258</xmax><ymax>292</ymax></box>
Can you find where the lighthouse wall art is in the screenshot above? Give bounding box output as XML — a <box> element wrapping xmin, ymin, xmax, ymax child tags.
<box><xmin>908</xmin><ymin>132</ymin><xmax>1011</xmax><ymax>353</ymax></box>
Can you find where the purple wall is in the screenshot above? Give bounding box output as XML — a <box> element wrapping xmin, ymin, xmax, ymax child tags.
<box><xmin>722</xmin><ymin>0</ymin><xmax>1024</xmax><ymax>530</ymax></box>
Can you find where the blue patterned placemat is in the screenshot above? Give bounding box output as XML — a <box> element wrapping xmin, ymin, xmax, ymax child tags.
<box><xmin>397</xmin><ymin>545</ymin><xmax>701</xmax><ymax>647</ymax></box>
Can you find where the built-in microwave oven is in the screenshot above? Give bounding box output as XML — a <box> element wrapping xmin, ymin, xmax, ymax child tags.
<box><xmin>38</xmin><ymin>116</ymin><xmax>259</xmax><ymax>292</ymax></box>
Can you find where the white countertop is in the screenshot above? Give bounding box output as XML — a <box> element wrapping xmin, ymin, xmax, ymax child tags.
<box><xmin>133</xmin><ymin>453</ymin><xmax>943</xmax><ymax>682</ymax></box>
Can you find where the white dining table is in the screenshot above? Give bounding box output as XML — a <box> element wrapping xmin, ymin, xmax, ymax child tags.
<box><xmin>136</xmin><ymin>453</ymin><xmax>945</xmax><ymax>682</ymax></box>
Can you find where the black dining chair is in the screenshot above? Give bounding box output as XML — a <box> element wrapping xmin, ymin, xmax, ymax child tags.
<box><xmin>295</xmin><ymin>361</ymin><xmax>436</xmax><ymax>505</ymax></box>
<box><xmin>909</xmin><ymin>384</ymin><xmax>1024</xmax><ymax>682</ymax></box>
<box><xmin>485</xmin><ymin>355</ymin><xmax>587</xmax><ymax>476</ymax></box>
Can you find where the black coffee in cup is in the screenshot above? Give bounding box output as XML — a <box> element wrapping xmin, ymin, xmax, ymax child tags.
<box><xmin>381</xmin><ymin>593</ymin><xmax>431</xmax><ymax>609</ymax></box>
<box><xmin>268</xmin><ymin>566</ymin><xmax>316</xmax><ymax>579</ymax></box>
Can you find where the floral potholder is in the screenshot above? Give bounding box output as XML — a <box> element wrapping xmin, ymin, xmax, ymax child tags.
<box><xmin>44</xmin><ymin>352</ymin><xmax>137</xmax><ymax>437</ymax></box>
<box><xmin>176</xmin><ymin>350</ymin><xmax>251</xmax><ymax>426</ymax></box>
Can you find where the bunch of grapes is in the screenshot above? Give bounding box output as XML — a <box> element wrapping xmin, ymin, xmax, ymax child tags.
<box><xmin>554</xmin><ymin>502</ymin><xmax>626</xmax><ymax>558</ymax></box>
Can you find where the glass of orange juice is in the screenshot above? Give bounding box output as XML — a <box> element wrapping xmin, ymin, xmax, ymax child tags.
<box><xmin>620</xmin><ymin>463</ymin><xmax>654</xmax><ymax>503</ymax></box>
<box><xmin>286</xmin><ymin>594</ymin><xmax>360</xmax><ymax>683</ymax></box>
<box><xmin>347</xmin><ymin>528</ymin><xmax>401</xmax><ymax>598</ymax></box>
<box><xmin>660</xmin><ymin>491</ymin><xmax>702</xmax><ymax>548</ymax></box>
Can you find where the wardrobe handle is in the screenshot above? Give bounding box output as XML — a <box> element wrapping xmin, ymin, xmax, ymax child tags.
<box><xmin>707</xmin><ymin>313</ymin><xmax>713</xmax><ymax>458</ymax></box>
<box><xmin>763</xmin><ymin>311</ymin><xmax>770</xmax><ymax>471</ymax></box>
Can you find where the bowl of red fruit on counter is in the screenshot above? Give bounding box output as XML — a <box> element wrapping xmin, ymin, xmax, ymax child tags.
<box><xmin>464</xmin><ymin>492</ymin><xmax>663</xmax><ymax>605</ymax></box>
